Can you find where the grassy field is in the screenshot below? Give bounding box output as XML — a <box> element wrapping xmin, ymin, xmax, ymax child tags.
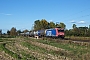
<box><xmin>0</xmin><ymin>37</ymin><xmax>90</xmax><ymax>60</ymax></box>
<box><xmin>65</xmin><ymin>36</ymin><xmax>90</xmax><ymax>41</ymax></box>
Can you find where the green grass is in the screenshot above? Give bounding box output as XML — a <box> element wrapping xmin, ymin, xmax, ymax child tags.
<box><xmin>0</xmin><ymin>38</ymin><xmax>38</xmax><ymax>60</ymax></box>
<box><xmin>65</xmin><ymin>36</ymin><xmax>90</xmax><ymax>41</ymax></box>
<box><xmin>0</xmin><ymin>43</ymin><xmax>19</xmax><ymax>59</ymax></box>
<box><xmin>26</xmin><ymin>38</ymin><xmax>90</xmax><ymax>60</ymax></box>
<box><xmin>42</xmin><ymin>40</ymin><xmax>89</xmax><ymax>54</ymax></box>
<box><xmin>6</xmin><ymin>42</ymin><xmax>38</xmax><ymax>60</ymax></box>
<box><xmin>21</xmin><ymin>41</ymin><xmax>49</xmax><ymax>53</ymax></box>
<box><xmin>1</xmin><ymin>37</ymin><xmax>89</xmax><ymax>60</ymax></box>
<box><xmin>0</xmin><ymin>35</ymin><xmax>16</xmax><ymax>38</ymax></box>
<box><xmin>0</xmin><ymin>38</ymin><xmax>14</xmax><ymax>42</ymax></box>
<box><xmin>21</xmin><ymin>41</ymin><xmax>63</xmax><ymax>57</ymax></box>
<box><xmin>20</xmin><ymin>51</ymin><xmax>38</xmax><ymax>60</ymax></box>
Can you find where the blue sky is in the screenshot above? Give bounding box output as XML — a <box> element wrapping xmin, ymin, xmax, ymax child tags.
<box><xmin>0</xmin><ymin>0</ymin><xmax>90</xmax><ymax>33</ymax></box>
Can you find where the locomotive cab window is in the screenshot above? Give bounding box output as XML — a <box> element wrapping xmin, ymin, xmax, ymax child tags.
<box><xmin>58</xmin><ymin>29</ymin><xmax>64</xmax><ymax>32</ymax></box>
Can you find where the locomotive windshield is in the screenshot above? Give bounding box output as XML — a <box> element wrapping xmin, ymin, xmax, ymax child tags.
<box><xmin>58</xmin><ymin>29</ymin><xmax>64</xmax><ymax>32</ymax></box>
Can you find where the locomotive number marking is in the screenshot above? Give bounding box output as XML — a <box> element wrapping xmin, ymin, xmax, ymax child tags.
<box><xmin>47</xmin><ymin>31</ymin><xmax>52</xmax><ymax>36</ymax></box>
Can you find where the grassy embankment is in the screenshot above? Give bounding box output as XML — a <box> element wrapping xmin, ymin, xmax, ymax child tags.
<box><xmin>25</xmin><ymin>37</ymin><xmax>90</xmax><ymax>60</ymax></box>
<box><xmin>65</xmin><ymin>36</ymin><xmax>90</xmax><ymax>41</ymax></box>
<box><xmin>0</xmin><ymin>38</ymin><xmax>19</xmax><ymax>60</ymax></box>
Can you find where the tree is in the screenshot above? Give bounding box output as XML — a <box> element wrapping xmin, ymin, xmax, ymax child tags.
<box><xmin>78</xmin><ymin>27</ymin><xmax>88</xmax><ymax>36</ymax></box>
<box><xmin>56</xmin><ymin>22</ymin><xmax>60</xmax><ymax>28</ymax></box>
<box><xmin>23</xmin><ymin>29</ymin><xmax>29</xmax><ymax>33</ymax></box>
<box><xmin>87</xmin><ymin>26</ymin><xmax>90</xmax><ymax>36</ymax></box>
<box><xmin>60</xmin><ymin>22</ymin><xmax>66</xmax><ymax>29</ymax></box>
<box><xmin>65</xmin><ymin>29</ymin><xmax>69</xmax><ymax>36</ymax></box>
<box><xmin>34</xmin><ymin>19</ymin><xmax>66</xmax><ymax>30</ymax></box>
<box><xmin>17</xmin><ymin>30</ymin><xmax>22</xmax><ymax>35</ymax></box>
<box><xmin>7</xmin><ymin>30</ymin><xmax>10</xmax><ymax>35</ymax></box>
<box><xmin>34</xmin><ymin>20</ymin><xmax>41</xmax><ymax>30</ymax></box>
<box><xmin>0</xmin><ymin>29</ymin><xmax>2</xmax><ymax>37</ymax></box>
<box><xmin>72</xmin><ymin>24</ymin><xmax>77</xmax><ymax>29</ymax></box>
<box><xmin>49</xmin><ymin>22</ymin><xmax>56</xmax><ymax>28</ymax></box>
<box><xmin>40</xmin><ymin>19</ymin><xmax>48</xmax><ymax>29</ymax></box>
<box><xmin>57</xmin><ymin>22</ymin><xmax>66</xmax><ymax>29</ymax></box>
<box><xmin>10</xmin><ymin>27</ymin><xmax>17</xmax><ymax>36</ymax></box>
<box><xmin>0</xmin><ymin>29</ymin><xmax>2</xmax><ymax>33</ymax></box>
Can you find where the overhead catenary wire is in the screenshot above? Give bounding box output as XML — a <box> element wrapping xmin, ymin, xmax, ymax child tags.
<box><xmin>61</xmin><ymin>8</ymin><xmax>90</xmax><ymax>21</ymax></box>
<box><xmin>68</xmin><ymin>14</ymin><xmax>90</xmax><ymax>20</ymax></box>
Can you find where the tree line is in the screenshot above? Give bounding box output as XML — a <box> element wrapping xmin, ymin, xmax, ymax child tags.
<box><xmin>5</xmin><ymin>19</ymin><xmax>66</xmax><ymax>36</ymax></box>
<box><xmin>65</xmin><ymin>24</ymin><xmax>90</xmax><ymax>37</ymax></box>
<box><xmin>0</xmin><ymin>19</ymin><xmax>90</xmax><ymax>37</ymax></box>
<box><xmin>6</xmin><ymin>27</ymin><xmax>29</xmax><ymax>36</ymax></box>
<box><xmin>33</xmin><ymin>19</ymin><xmax>66</xmax><ymax>31</ymax></box>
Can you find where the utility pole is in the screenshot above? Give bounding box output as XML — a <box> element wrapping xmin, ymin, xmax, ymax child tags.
<box><xmin>56</xmin><ymin>22</ymin><xmax>59</xmax><ymax>28</ymax></box>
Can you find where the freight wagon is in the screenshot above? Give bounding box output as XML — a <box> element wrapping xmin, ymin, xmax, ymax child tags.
<box><xmin>36</xmin><ymin>30</ymin><xmax>45</xmax><ymax>38</ymax></box>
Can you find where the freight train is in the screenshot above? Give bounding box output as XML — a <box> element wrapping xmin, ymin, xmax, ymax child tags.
<box><xmin>29</xmin><ymin>27</ymin><xmax>65</xmax><ymax>39</ymax></box>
